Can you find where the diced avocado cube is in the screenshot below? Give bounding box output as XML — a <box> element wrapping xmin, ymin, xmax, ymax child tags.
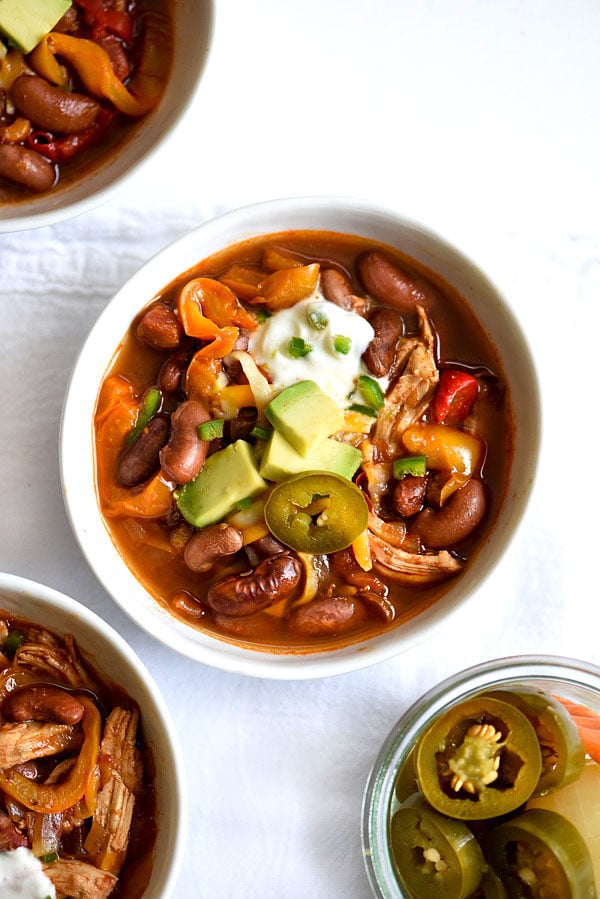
<box><xmin>264</xmin><ymin>380</ymin><xmax>344</xmax><ymax>456</ymax></box>
<box><xmin>0</xmin><ymin>0</ymin><xmax>72</xmax><ymax>54</ymax></box>
<box><xmin>259</xmin><ymin>430</ymin><xmax>363</xmax><ymax>482</ymax></box>
<box><xmin>175</xmin><ymin>440</ymin><xmax>267</xmax><ymax>529</ymax></box>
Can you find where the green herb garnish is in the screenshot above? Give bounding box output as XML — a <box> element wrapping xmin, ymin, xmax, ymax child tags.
<box><xmin>288</xmin><ymin>336</ymin><xmax>312</xmax><ymax>358</ymax></box>
<box><xmin>358</xmin><ymin>375</ymin><xmax>385</xmax><ymax>410</ymax></box>
<box><xmin>251</xmin><ymin>425</ymin><xmax>272</xmax><ymax>441</ymax></box>
<box><xmin>307</xmin><ymin>308</ymin><xmax>329</xmax><ymax>330</ymax></box>
<box><xmin>3</xmin><ymin>629</ymin><xmax>26</xmax><ymax>657</ymax></box>
<box><xmin>127</xmin><ymin>387</ymin><xmax>161</xmax><ymax>446</ymax></box>
<box><xmin>235</xmin><ymin>496</ymin><xmax>253</xmax><ymax>510</ymax></box>
<box><xmin>198</xmin><ymin>419</ymin><xmax>224</xmax><ymax>441</ymax></box>
<box><xmin>393</xmin><ymin>455</ymin><xmax>427</xmax><ymax>479</ymax></box>
<box><xmin>333</xmin><ymin>334</ymin><xmax>352</xmax><ymax>355</ymax></box>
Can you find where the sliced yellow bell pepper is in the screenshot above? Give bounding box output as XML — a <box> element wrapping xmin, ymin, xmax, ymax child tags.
<box><xmin>402</xmin><ymin>424</ymin><xmax>484</xmax><ymax>478</ymax></box>
<box><xmin>39</xmin><ymin>11</ymin><xmax>171</xmax><ymax>116</ymax></box>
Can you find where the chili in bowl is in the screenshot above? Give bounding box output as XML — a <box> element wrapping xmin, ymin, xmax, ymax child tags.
<box><xmin>362</xmin><ymin>655</ymin><xmax>600</xmax><ymax>898</ymax></box>
<box><xmin>60</xmin><ymin>196</ymin><xmax>540</xmax><ymax>678</ymax></box>
<box><xmin>0</xmin><ymin>0</ymin><xmax>213</xmax><ymax>231</ymax></box>
<box><xmin>0</xmin><ymin>571</ymin><xmax>186</xmax><ymax>898</ymax></box>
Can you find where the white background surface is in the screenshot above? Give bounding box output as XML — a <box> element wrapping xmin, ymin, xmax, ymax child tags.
<box><xmin>2</xmin><ymin>1</ymin><xmax>600</xmax><ymax>896</ymax></box>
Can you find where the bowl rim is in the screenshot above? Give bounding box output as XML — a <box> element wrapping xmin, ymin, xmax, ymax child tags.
<box><xmin>361</xmin><ymin>653</ymin><xmax>600</xmax><ymax>899</ymax></box>
<box><xmin>0</xmin><ymin>570</ymin><xmax>188</xmax><ymax>899</ymax></box>
<box><xmin>60</xmin><ymin>194</ymin><xmax>542</xmax><ymax>679</ymax></box>
<box><xmin>0</xmin><ymin>0</ymin><xmax>215</xmax><ymax>234</ymax></box>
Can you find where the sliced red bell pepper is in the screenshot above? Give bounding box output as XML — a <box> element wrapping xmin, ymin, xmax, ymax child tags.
<box><xmin>431</xmin><ymin>369</ymin><xmax>478</xmax><ymax>423</ymax></box>
<box><xmin>27</xmin><ymin>109</ymin><xmax>114</xmax><ymax>163</ymax></box>
<box><xmin>74</xmin><ymin>0</ymin><xmax>134</xmax><ymax>43</ymax></box>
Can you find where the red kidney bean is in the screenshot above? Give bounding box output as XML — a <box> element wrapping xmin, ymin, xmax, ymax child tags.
<box><xmin>362</xmin><ymin>306</ymin><xmax>405</xmax><ymax>377</ymax></box>
<box><xmin>158</xmin><ymin>353</ymin><xmax>188</xmax><ymax>393</ymax></box>
<box><xmin>0</xmin><ymin>812</ymin><xmax>29</xmax><ymax>851</ymax></box>
<box><xmin>288</xmin><ymin>597</ymin><xmax>357</xmax><ymax>636</ymax></box>
<box><xmin>169</xmin><ymin>590</ymin><xmax>207</xmax><ymax>621</ymax></box>
<box><xmin>321</xmin><ymin>268</ymin><xmax>370</xmax><ymax>316</ymax></box>
<box><xmin>321</xmin><ymin>269</ymin><xmax>355</xmax><ymax>310</ymax></box>
<box><xmin>409</xmin><ymin>479</ymin><xmax>486</xmax><ymax>548</ymax></box>
<box><xmin>393</xmin><ymin>475</ymin><xmax>427</xmax><ymax>518</ymax></box>
<box><xmin>160</xmin><ymin>400</ymin><xmax>211</xmax><ymax>484</ymax></box>
<box><xmin>53</xmin><ymin>7</ymin><xmax>78</xmax><ymax>32</ymax></box>
<box><xmin>0</xmin><ymin>144</ymin><xmax>56</xmax><ymax>192</ymax></box>
<box><xmin>116</xmin><ymin>415</ymin><xmax>169</xmax><ymax>486</ymax></box>
<box><xmin>183</xmin><ymin>524</ymin><xmax>243</xmax><ymax>573</ymax></box>
<box><xmin>207</xmin><ymin>552</ymin><xmax>302</xmax><ymax>617</ymax></box>
<box><xmin>358</xmin><ymin>251</ymin><xmax>438</xmax><ymax>313</ymax></box>
<box><xmin>136</xmin><ymin>303</ymin><xmax>184</xmax><ymax>351</ymax></box>
<box><xmin>11</xmin><ymin>75</ymin><xmax>100</xmax><ymax>134</ymax></box>
<box><xmin>228</xmin><ymin>407</ymin><xmax>258</xmax><ymax>442</ymax></box>
<box><xmin>2</xmin><ymin>684</ymin><xmax>84</xmax><ymax>725</ymax></box>
<box><xmin>249</xmin><ymin>534</ymin><xmax>288</xmax><ymax>559</ymax></box>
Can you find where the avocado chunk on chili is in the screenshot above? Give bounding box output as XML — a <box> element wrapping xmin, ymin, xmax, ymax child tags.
<box><xmin>390</xmin><ymin>793</ymin><xmax>487</xmax><ymax>899</ymax></box>
<box><xmin>264</xmin><ymin>471</ymin><xmax>368</xmax><ymax>553</ymax></box>
<box><xmin>175</xmin><ymin>439</ymin><xmax>267</xmax><ymax>528</ymax></box>
<box><xmin>259</xmin><ymin>430</ymin><xmax>362</xmax><ymax>482</ymax></box>
<box><xmin>264</xmin><ymin>380</ymin><xmax>345</xmax><ymax>455</ymax></box>
<box><xmin>415</xmin><ymin>695</ymin><xmax>543</xmax><ymax>820</ymax></box>
<box><xmin>0</xmin><ymin>0</ymin><xmax>71</xmax><ymax>53</ymax></box>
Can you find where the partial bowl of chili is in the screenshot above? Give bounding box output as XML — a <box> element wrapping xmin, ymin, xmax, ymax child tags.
<box><xmin>363</xmin><ymin>655</ymin><xmax>600</xmax><ymax>898</ymax></box>
<box><xmin>0</xmin><ymin>570</ymin><xmax>187</xmax><ymax>898</ymax></box>
<box><xmin>60</xmin><ymin>196</ymin><xmax>540</xmax><ymax>678</ymax></box>
<box><xmin>0</xmin><ymin>0</ymin><xmax>213</xmax><ymax>231</ymax></box>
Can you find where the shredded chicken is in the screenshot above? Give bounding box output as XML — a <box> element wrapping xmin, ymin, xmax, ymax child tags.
<box><xmin>369</xmin><ymin>533</ymin><xmax>463</xmax><ymax>583</ymax></box>
<box><xmin>372</xmin><ymin>305</ymin><xmax>439</xmax><ymax>460</ymax></box>
<box><xmin>14</xmin><ymin>633</ymin><xmax>92</xmax><ymax>689</ymax></box>
<box><xmin>98</xmin><ymin>707</ymin><xmax>143</xmax><ymax>794</ymax></box>
<box><xmin>368</xmin><ymin>510</ymin><xmax>406</xmax><ymax>547</ymax></box>
<box><xmin>0</xmin><ymin>722</ymin><xmax>75</xmax><ymax>768</ymax></box>
<box><xmin>84</xmin><ymin>773</ymin><xmax>135</xmax><ymax>875</ymax></box>
<box><xmin>44</xmin><ymin>857</ymin><xmax>118</xmax><ymax>899</ymax></box>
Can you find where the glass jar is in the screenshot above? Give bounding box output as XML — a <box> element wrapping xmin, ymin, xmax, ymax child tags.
<box><xmin>362</xmin><ymin>654</ymin><xmax>600</xmax><ymax>898</ymax></box>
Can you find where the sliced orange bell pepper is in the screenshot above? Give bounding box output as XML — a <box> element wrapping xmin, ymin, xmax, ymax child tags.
<box><xmin>104</xmin><ymin>473</ymin><xmax>173</xmax><ymax>519</ymax></box>
<box><xmin>220</xmin><ymin>265</ymin><xmax>266</xmax><ymax>300</ymax></box>
<box><xmin>177</xmin><ymin>279</ymin><xmax>221</xmax><ymax>340</ymax></box>
<box><xmin>95</xmin><ymin>378</ymin><xmax>173</xmax><ymax>519</ymax></box>
<box><xmin>0</xmin><ymin>696</ymin><xmax>101</xmax><ymax>814</ymax></box>
<box><xmin>40</xmin><ymin>11</ymin><xmax>171</xmax><ymax>116</ymax></box>
<box><xmin>253</xmin><ymin>263</ymin><xmax>320</xmax><ymax>311</ymax></box>
<box><xmin>185</xmin><ymin>355</ymin><xmax>223</xmax><ymax>405</ymax></box>
<box><xmin>178</xmin><ymin>277</ymin><xmax>256</xmax><ymax>335</ymax></box>
<box><xmin>195</xmin><ymin>325</ymin><xmax>239</xmax><ymax>361</ymax></box>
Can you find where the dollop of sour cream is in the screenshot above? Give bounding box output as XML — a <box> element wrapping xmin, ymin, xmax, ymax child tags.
<box><xmin>0</xmin><ymin>848</ymin><xmax>56</xmax><ymax>899</ymax></box>
<box><xmin>248</xmin><ymin>293</ymin><xmax>376</xmax><ymax>406</ymax></box>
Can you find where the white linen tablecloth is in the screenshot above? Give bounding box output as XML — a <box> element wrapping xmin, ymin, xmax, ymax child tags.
<box><xmin>1</xmin><ymin>1</ymin><xmax>600</xmax><ymax>896</ymax></box>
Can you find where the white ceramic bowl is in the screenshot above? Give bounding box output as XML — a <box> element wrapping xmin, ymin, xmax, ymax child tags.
<box><xmin>60</xmin><ymin>196</ymin><xmax>541</xmax><ymax>679</ymax></box>
<box><xmin>0</xmin><ymin>571</ymin><xmax>187</xmax><ymax>898</ymax></box>
<box><xmin>0</xmin><ymin>0</ymin><xmax>213</xmax><ymax>233</ymax></box>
